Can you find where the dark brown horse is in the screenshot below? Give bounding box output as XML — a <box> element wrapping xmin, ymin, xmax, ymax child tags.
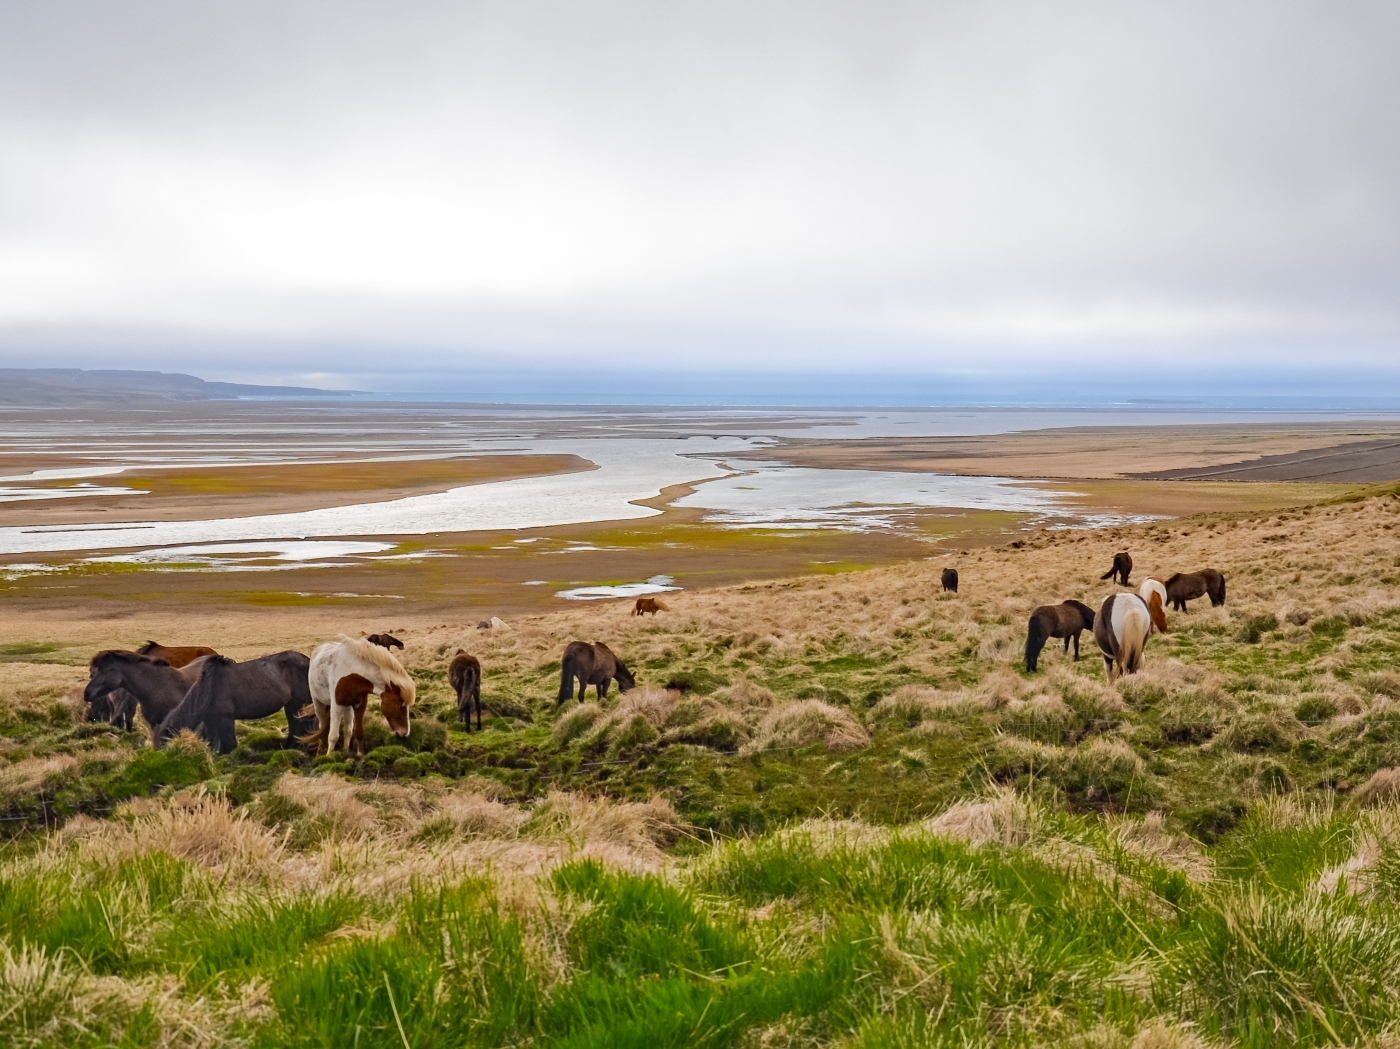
<box><xmin>449</xmin><ymin>650</ymin><xmax>482</xmax><ymax>731</ymax></box>
<box><xmin>557</xmin><ymin>641</ymin><xmax>635</xmax><ymax>704</ymax></box>
<box><xmin>365</xmin><ymin>633</ymin><xmax>404</xmax><ymax>651</ymax></box>
<box><xmin>941</xmin><ymin>568</ymin><xmax>959</xmax><ymax>593</ymax></box>
<box><xmin>84</xmin><ymin>651</ymin><xmax>212</xmax><ymax>740</ymax></box>
<box><xmin>84</xmin><ymin>688</ymin><xmax>137</xmax><ymax>731</ymax></box>
<box><xmin>632</xmin><ymin>597</ymin><xmax>669</xmax><ymax>616</ymax></box>
<box><xmin>82</xmin><ymin>642</ymin><xmax>217</xmax><ymax>733</ymax></box>
<box><xmin>155</xmin><ymin>651</ymin><xmax>316</xmax><ymax>754</ymax></box>
<box><xmin>1164</xmin><ymin>569</ymin><xmax>1226</xmax><ymax>612</ymax></box>
<box><xmin>1100</xmin><ymin>552</ymin><xmax>1132</xmax><ymax>587</ymax></box>
<box><xmin>1024</xmin><ymin>600</ymin><xmax>1096</xmax><ymax>672</ymax></box>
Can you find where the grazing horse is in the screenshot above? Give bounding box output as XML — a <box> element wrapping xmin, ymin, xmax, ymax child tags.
<box><xmin>1139</xmin><ymin>578</ymin><xmax>1170</xmax><ymax>634</ymax></box>
<box><xmin>1093</xmin><ymin>593</ymin><xmax>1151</xmax><ymax>683</ymax></box>
<box><xmin>306</xmin><ymin>636</ymin><xmax>416</xmax><ymax>755</ymax></box>
<box><xmin>81</xmin><ymin>641</ymin><xmax>218</xmax><ymax>733</ymax></box>
<box><xmin>84</xmin><ymin>651</ymin><xmax>212</xmax><ymax>740</ymax></box>
<box><xmin>941</xmin><ymin>568</ymin><xmax>959</xmax><ymax>593</ymax></box>
<box><xmin>1024</xmin><ymin>600</ymin><xmax>1096</xmax><ymax>672</ymax></box>
<box><xmin>84</xmin><ymin>688</ymin><xmax>136</xmax><ymax>732</ymax></box>
<box><xmin>557</xmin><ymin>641</ymin><xmax>635</xmax><ymax>704</ymax></box>
<box><xmin>632</xmin><ymin>597</ymin><xmax>669</xmax><ymax>616</ymax></box>
<box><xmin>1164</xmin><ymin>569</ymin><xmax>1226</xmax><ymax>612</ymax></box>
<box><xmin>1100</xmin><ymin>552</ymin><xmax>1133</xmax><ymax>587</ymax></box>
<box><xmin>137</xmin><ymin>641</ymin><xmax>218</xmax><ymax>667</ymax></box>
<box><xmin>155</xmin><ymin>651</ymin><xmax>316</xmax><ymax>754</ymax></box>
<box><xmin>365</xmin><ymin>633</ymin><xmax>404</xmax><ymax>651</ymax></box>
<box><xmin>449</xmin><ymin>650</ymin><xmax>482</xmax><ymax>731</ymax></box>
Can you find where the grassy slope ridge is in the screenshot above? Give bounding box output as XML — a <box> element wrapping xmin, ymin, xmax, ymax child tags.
<box><xmin>5</xmin><ymin>489</ymin><xmax>1400</xmax><ymax>1045</ymax></box>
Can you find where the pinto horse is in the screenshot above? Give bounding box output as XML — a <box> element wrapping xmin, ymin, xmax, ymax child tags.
<box><xmin>1093</xmin><ymin>593</ymin><xmax>1151</xmax><ymax>683</ymax></box>
<box><xmin>1024</xmin><ymin>600</ymin><xmax>1096</xmax><ymax>672</ymax></box>
<box><xmin>306</xmin><ymin>636</ymin><xmax>416</xmax><ymax>756</ymax></box>
<box><xmin>1164</xmin><ymin>570</ymin><xmax>1226</xmax><ymax>612</ymax></box>
<box><xmin>557</xmin><ymin>641</ymin><xmax>635</xmax><ymax>704</ymax></box>
<box><xmin>155</xmin><ymin>651</ymin><xmax>316</xmax><ymax>754</ymax></box>
<box><xmin>449</xmin><ymin>650</ymin><xmax>483</xmax><ymax>731</ymax></box>
<box><xmin>1100</xmin><ymin>552</ymin><xmax>1133</xmax><ymax>587</ymax></box>
<box><xmin>1139</xmin><ymin>578</ymin><xmax>1170</xmax><ymax>634</ymax></box>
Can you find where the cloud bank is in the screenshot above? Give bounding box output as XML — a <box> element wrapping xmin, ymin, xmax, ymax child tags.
<box><xmin>0</xmin><ymin>2</ymin><xmax>1396</xmax><ymax>393</ymax></box>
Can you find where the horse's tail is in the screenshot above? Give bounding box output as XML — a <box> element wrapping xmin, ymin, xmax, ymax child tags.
<box><xmin>557</xmin><ymin>651</ymin><xmax>576</xmax><ymax>704</ymax></box>
<box><xmin>1099</xmin><ymin>566</ymin><xmax>1116</xmax><ymax>581</ymax></box>
<box><xmin>1025</xmin><ymin>613</ymin><xmax>1048</xmax><ymax>673</ymax></box>
<box><xmin>458</xmin><ymin>662</ymin><xmax>481</xmax><ymax>706</ymax></box>
<box><xmin>1212</xmin><ymin>574</ymin><xmax>1227</xmax><ymax>606</ymax></box>
<box><xmin>1118</xmin><ymin>606</ymin><xmax>1149</xmax><ymax>676</ymax></box>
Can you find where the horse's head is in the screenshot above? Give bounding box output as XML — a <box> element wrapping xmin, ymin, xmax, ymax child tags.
<box><xmin>614</xmin><ymin>661</ymin><xmax>636</xmax><ymax>693</ymax></box>
<box><xmin>380</xmin><ymin>683</ymin><xmax>412</xmax><ymax>737</ymax></box>
<box><xmin>84</xmin><ymin>691</ymin><xmax>112</xmax><ymax>722</ymax></box>
<box><xmin>84</xmin><ymin>652</ymin><xmax>128</xmax><ymax>706</ymax></box>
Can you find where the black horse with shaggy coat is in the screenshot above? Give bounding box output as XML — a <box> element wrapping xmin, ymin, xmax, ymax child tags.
<box><xmin>449</xmin><ymin>650</ymin><xmax>483</xmax><ymax>731</ymax></box>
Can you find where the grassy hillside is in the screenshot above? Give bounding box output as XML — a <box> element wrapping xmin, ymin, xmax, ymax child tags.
<box><xmin>4</xmin><ymin>486</ymin><xmax>1400</xmax><ymax>1046</ymax></box>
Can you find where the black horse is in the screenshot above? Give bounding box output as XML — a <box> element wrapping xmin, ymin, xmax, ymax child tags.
<box><xmin>557</xmin><ymin>641</ymin><xmax>635</xmax><ymax>704</ymax></box>
<box><xmin>84</xmin><ymin>651</ymin><xmax>211</xmax><ymax>740</ymax></box>
<box><xmin>365</xmin><ymin>633</ymin><xmax>404</xmax><ymax>651</ymax></box>
<box><xmin>941</xmin><ymin>568</ymin><xmax>959</xmax><ymax>593</ymax></box>
<box><xmin>154</xmin><ymin>651</ymin><xmax>316</xmax><ymax>754</ymax></box>
<box><xmin>1100</xmin><ymin>552</ymin><xmax>1132</xmax><ymax>587</ymax></box>
<box><xmin>1024</xmin><ymin>600</ymin><xmax>1097</xmax><ymax>672</ymax></box>
<box><xmin>449</xmin><ymin>650</ymin><xmax>483</xmax><ymax>731</ymax></box>
<box><xmin>85</xmin><ymin>688</ymin><xmax>137</xmax><ymax>731</ymax></box>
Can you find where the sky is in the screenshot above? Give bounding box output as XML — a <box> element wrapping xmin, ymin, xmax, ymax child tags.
<box><xmin>0</xmin><ymin>2</ymin><xmax>1397</xmax><ymax>400</ymax></box>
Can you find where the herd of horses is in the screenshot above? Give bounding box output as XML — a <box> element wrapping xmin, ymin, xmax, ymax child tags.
<box><xmin>1027</xmin><ymin>551</ymin><xmax>1226</xmax><ymax>681</ymax></box>
<box><xmin>83</xmin><ymin>631</ymin><xmax>636</xmax><ymax>758</ymax></box>
<box><xmin>80</xmin><ymin>553</ymin><xmax>1221</xmax><ymax>756</ymax></box>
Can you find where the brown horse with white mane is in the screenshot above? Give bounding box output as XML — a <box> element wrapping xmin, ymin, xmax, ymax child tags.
<box><xmin>1164</xmin><ymin>569</ymin><xmax>1226</xmax><ymax>612</ymax></box>
<box><xmin>557</xmin><ymin>641</ymin><xmax>635</xmax><ymax>704</ymax></box>
<box><xmin>1025</xmin><ymin>600</ymin><xmax>1096</xmax><ymax>672</ymax></box>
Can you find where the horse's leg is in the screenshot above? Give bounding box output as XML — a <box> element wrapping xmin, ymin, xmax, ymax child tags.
<box><xmin>474</xmin><ymin>686</ymin><xmax>482</xmax><ymax>732</ymax></box>
<box><xmin>352</xmin><ymin>701</ymin><xmax>366</xmax><ymax>756</ymax></box>
<box><xmin>1072</xmin><ymin>632</ymin><xmax>1080</xmax><ymax>660</ymax></box>
<box><xmin>328</xmin><ymin>701</ymin><xmax>345</xmax><ymax>753</ymax></box>
<box><xmin>597</xmin><ymin>678</ymin><xmax>609</xmax><ymax>701</ymax></box>
<box><xmin>218</xmin><ymin>717</ymin><xmax>238</xmax><ymax>755</ymax></box>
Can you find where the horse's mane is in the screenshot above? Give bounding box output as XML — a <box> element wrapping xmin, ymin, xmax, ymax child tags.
<box><xmin>335</xmin><ymin>635</ymin><xmax>416</xmax><ymax>703</ymax></box>
<box><xmin>91</xmin><ymin>649</ymin><xmax>171</xmax><ymax>668</ymax></box>
<box><xmin>1163</xmin><ymin>572</ymin><xmax>1187</xmax><ymax>586</ymax></box>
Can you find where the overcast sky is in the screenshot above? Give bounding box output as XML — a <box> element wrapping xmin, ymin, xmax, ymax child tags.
<box><xmin>0</xmin><ymin>2</ymin><xmax>1396</xmax><ymax>395</ymax></box>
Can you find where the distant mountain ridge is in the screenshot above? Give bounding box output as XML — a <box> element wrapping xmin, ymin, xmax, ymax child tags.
<box><xmin>0</xmin><ymin>368</ymin><xmax>358</xmax><ymax>406</ymax></box>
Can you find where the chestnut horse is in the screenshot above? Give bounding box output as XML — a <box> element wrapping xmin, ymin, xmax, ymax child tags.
<box><xmin>1024</xmin><ymin>600</ymin><xmax>1096</xmax><ymax>672</ymax></box>
<box><xmin>1164</xmin><ymin>569</ymin><xmax>1226</xmax><ymax>612</ymax></box>
<box><xmin>632</xmin><ymin>597</ymin><xmax>670</xmax><ymax>616</ymax></box>
<box><xmin>557</xmin><ymin>641</ymin><xmax>635</xmax><ymax>704</ymax></box>
<box><xmin>1100</xmin><ymin>552</ymin><xmax>1132</xmax><ymax>587</ymax></box>
<box><xmin>449</xmin><ymin>650</ymin><xmax>483</xmax><ymax>731</ymax></box>
<box><xmin>1139</xmin><ymin>578</ymin><xmax>1170</xmax><ymax>633</ymax></box>
<box><xmin>1093</xmin><ymin>593</ymin><xmax>1151</xmax><ymax>683</ymax></box>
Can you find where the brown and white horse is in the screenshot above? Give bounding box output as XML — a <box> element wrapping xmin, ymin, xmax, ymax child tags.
<box><xmin>306</xmin><ymin>635</ymin><xmax>416</xmax><ymax>756</ymax></box>
<box><xmin>1093</xmin><ymin>592</ymin><xmax>1151</xmax><ymax>682</ymax></box>
<box><xmin>1138</xmin><ymin>578</ymin><xmax>1169</xmax><ymax>634</ymax></box>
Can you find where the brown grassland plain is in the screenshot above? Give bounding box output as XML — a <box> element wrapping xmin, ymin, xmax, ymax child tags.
<box><xmin>7</xmin><ymin>484</ymin><xmax>1400</xmax><ymax>1046</ymax></box>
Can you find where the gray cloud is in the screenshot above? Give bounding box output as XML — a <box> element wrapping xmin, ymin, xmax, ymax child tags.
<box><xmin>0</xmin><ymin>1</ymin><xmax>1396</xmax><ymax>388</ymax></box>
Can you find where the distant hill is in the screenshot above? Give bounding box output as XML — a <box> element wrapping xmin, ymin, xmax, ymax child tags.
<box><xmin>0</xmin><ymin>368</ymin><xmax>359</xmax><ymax>406</ymax></box>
